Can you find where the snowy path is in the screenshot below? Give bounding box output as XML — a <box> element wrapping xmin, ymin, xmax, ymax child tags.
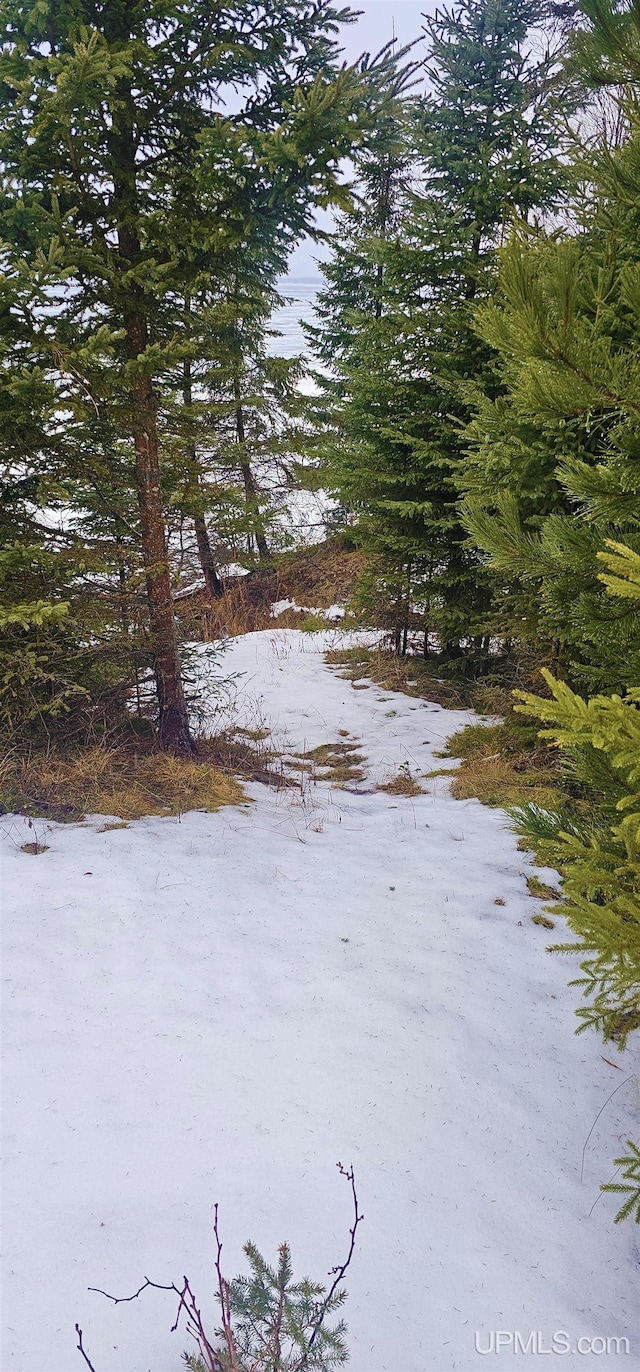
<box><xmin>2</xmin><ymin>630</ymin><xmax>638</xmax><ymax>1372</ymax></box>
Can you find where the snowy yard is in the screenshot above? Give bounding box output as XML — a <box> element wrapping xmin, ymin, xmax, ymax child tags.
<box><xmin>2</xmin><ymin>629</ymin><xmax>638</xmax><ymax>1372</ymax></box>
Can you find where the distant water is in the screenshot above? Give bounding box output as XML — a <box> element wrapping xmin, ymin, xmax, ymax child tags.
<box><xmin>268</xmin><ymin>277</ymin><xmax>322</xmax><ymax>358</ymax></box>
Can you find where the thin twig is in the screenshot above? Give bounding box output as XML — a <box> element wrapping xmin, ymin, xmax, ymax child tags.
<box><xmin>90</xmin><ymin>1272</ymin><xmax>224</xmax><ymax>1371</ymax></box>
<box><xmin>299</xmin><ymin>1162</ymin><xmax>363</xmax><ymax>1371</ymax></box>
<box><xmin>589</xmin><ymin>1162</ymin><xmax>624</xmax><ymax>1217</ymax></box>
<box><xmin>580</xmin><ymin>1076</ymin><xmax>636</xmax><ymax>1183</ymax></box>
<box><xmin>75</xmin><ymin>1324</ymin><xmax>98</xmax><ymax>1372</ymax></box>
<box><xmin>214</xmin><ymin>1203</ymin><xmax>242</xmax><ymax>1372</ymax></box>
<box><xmin>88</xmin><ymin>1276</ymin><xmax>179</xmax><ymax>1305</ymax></box>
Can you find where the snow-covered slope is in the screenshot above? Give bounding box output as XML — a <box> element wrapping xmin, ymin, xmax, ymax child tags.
<box><xmin>2</xmin><ymin>630</ymin><xmax>638</xmax><ymax>1372</ymax></box>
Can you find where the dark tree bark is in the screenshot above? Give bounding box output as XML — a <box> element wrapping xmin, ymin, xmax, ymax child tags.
<box><xmin>233</xmin><ymin>376</ymin><xmax>269</xmax><ymax>561</ymax></box>
<box><xmin>111</xmin><ymin>61</ymin><xmax>195</xmax><ymax>754</ymax></box>
<box><xmin>183</xmin><ymin>353</ymin><xmax>224</xmax><ymax>598</ymax></box>
<box><xmin>129</xmin><ymin>352</ymin><xmax>195</xmax><ymax>753</ymax></box>
<box><xmin>194</xmin><ymin>513</ymin><xmax>224</xmax><ymax>598</ymax></box>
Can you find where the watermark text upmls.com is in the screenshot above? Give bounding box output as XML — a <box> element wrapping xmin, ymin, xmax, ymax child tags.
<box><xmin>475</xmin><ymin>1331</ymin><xmax>631</xmax><ymax>1356</ymax></box>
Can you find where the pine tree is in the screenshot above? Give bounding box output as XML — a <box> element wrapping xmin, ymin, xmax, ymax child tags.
<box><xmin>173</xmin><ymin>269</ymin><xmax>307</xmax><ymax>577</ymax></box>
<box><xmin>0</xmin><ymin>0</ymin><xmax>382</xmax><ymax>750</ymax></box>
<box><xmin>453</xmin><ymin>0</ymin><xmax>640</xmax><ymax>1205</ymax></box>
<box><xmin>221</xmin><ymin>1240</ymin><xmax>349</xmax><ymax>1371</ymax></box>
<box><xmin>457</xmin><ymin>1</ymin><xmax>640</xmax><ymax>690</ymax></box>
<box><xmin>309</xmin><ymin>0</ymin><xmax>568</xmax><ymax>660</ymax></box>
<box><xmin>514</xmin><ymin>662</ymin><xmax>640</xmax><ymax>1049</ymax></box>
<box><xmin>0</xmin><ymin>247</ymin><xmax>144</xmax><ymax>738</ymax></box>
<box><xmin>461</xmin><ymin>184</ymin><xmax>640</xmax><ymax>691</ymax></box>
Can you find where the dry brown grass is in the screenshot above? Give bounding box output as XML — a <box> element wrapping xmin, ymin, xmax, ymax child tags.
<box><xmin>271</xmin><ymin>538</ymin><xmax>365</xmax><ymax>609</ymax></box>
<box><xmin>325</xmin><ymin>646</ymin><xmax>567</xmax><ymax>814</ymax></box>
<box><xmin>377</xmin><ymin>773</ymin><xmax>425</xmax><ymax>797</ymax></box>
<box><xmin>178</xmin><ymin>582</ymin><xmax>277</xmax><ymax>640</ymax></box>
<box><xmin>177</xmin><ymin>537</ymin><xmax>364</xmax><ymax>641</ymax></box>
<box><xmin>199</xmin><ymin>730</ymin><xmax>293</xmax><ymax>788</ymax></box>
<box><xmin>179</xmin><ymin>582</ymin><xmax>333</xmax><ymax>640</ymax></box>
<box><xmin>324</xmin><ymin>646</ymin><xmax>474</xmax><ymax>708</ymax></box>
<box><xmin>526</xmin><ymin>875</ymin><xmax>561</xmax><ymax>900</ymax></box>
<box><xmin>293</xmin><ymin>740</ymin><xmax>367</xmax><ymax>789</ymax></box>
<box><xmin>0</xmin><ymin>745</ymin><xmax>247</xmax><ymax>822</ymax></box>
<box><xmin>439</xmin><ymin>718</ymin><xmax>564</xmax><ymax>812</ymax></box>
<box><xmin>324</xmin><ymin>646</ymin><xmax>529</xmax><ymax>716</ymax></box>
<box><xmin>531</xmin><ymin>913</ymin><xmax>556</xmax><ymax>929</ymax></box>
<box><xmin>448</xmin><ymin>754</ymin><xmax>562</xmax><ymax>809</ymax></box>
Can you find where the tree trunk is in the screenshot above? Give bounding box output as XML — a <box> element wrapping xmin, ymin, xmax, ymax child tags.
<box><xmin>111</xmin><ymin>73</ymin><xmax>195</xmax><ymax>754</ymax></box>
<box><xmin>183</xmin><ymin>354</ymin><xmax>224</xmax><ymax>598</ymax></box>
<box><xmin>130</xmin><ymin>357</ymin><xmax>195</xmax><ymax>753</ymax></box>
<box><xmin>240</xmin><ymin>459</ymin><xmax>269</xmax><ymax>561</ymax></box>
<box><xmin>194</xmin><ymin>512</ymin><xmax>224</xmax><ymax>598</ymax></box>
<box><xmin>233</xmin><ymin>375</ymin><xmax>269</xmax><ymax>561</ymax></box>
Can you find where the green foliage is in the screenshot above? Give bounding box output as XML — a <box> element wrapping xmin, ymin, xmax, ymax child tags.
<box><xmin>0</xmin><ymin>0</ymin><xmax>391</xmax><ymax>748</ymax></box>
<box><xmin>514</xmin><ymin>669</ymin><xmax>640</xmax><ymax>1049</ymax></box>
<box><xmin>0</xmin><ymin>534</ymin><xmax>145</xmax><ymax>742</ymax></box>
<box><xmin>459</xmin><ymin>74</ymin><xmax>640</xmax><ymax>690</ymax></box>
<box><xmin>309</xmin><ymin>0</ymin><xmax>568</xmax><ymax>659</ymax></box>
<box><xmin>601</xmin><ymin>1140</ymin><xmax>640</xmax><ymax>1223</ymax></box>
<box><xmin>298</xmin><ymin>612</ymin><xmax>326</xmax><ymax>632</ymax></box>
<box><xmin>455</xmin><ymin>9</ymin><xmax>640</xmax><ymax>1158</ymax></box>
<box><xmin>216</xmin><ymin>1240</ymin><xmax>348</xmax><ymax>1371</ymax></box>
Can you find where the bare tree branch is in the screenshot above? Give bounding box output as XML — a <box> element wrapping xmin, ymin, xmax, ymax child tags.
<box><xmin>89</xmin><ymin>1268</ymin><xmax>227</xmax><ymax>1372</ymax></box>
<box><xmin>214</xmin><ymin>1202</ymin><xmax>242</xmax><ymax>1372</ymax></box>
<box><xmin>298</xmin><ymin>1162</ymin><xmax>363</xmax><ymax>1371</ymax></box>
<box><xmin>75</xmin><ymin>1323</ymin><xmax>98</xmax><ymax>1372</ymax></box>
<box><xmin>83</xmin><ymin>1168</ymin><xmax>361</xmax><ymax>1372</ymax></box>
<box><xmin>88</xmin><ymin>1276</ymin><xmax>179</xmax><ymax>1305</ymax></box>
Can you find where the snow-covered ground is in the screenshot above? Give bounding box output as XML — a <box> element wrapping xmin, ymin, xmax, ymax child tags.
<box><xmin>2</xmin><ymin>630</ymin><xmax>638</xmax><ymax>1372</ymax></box>
<box><xmin>270</xmin><ymin>597</ymin><xmax>346</xmax><ymax>621</ymax></box>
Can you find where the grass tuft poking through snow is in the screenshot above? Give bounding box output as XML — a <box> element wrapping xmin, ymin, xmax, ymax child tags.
<box><xmin>0</xmin><ymin>743</ymin><xmax>246</xmax><ymax>822</ymax></box>
<box><xmin>294</xmin><ymin>740</ymin><xmax>368</xmax><ymax>788</ymax></box>
<box><xmin>527</xmin><ymin>874</ymin><xmax>561</xmax><ymax>901</ymax></box>
<box><xmin>378</xmin><ymin>776</ymin><xmax>424</xmax><ymax>798</ymax></box>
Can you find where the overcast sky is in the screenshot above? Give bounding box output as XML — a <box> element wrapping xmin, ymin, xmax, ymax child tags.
<box><xmin>340</xmin><ymin>0</ymin><xmax>429</xmax><ymax>61</ymax></box>
<box><xmin>287</xmin><ymin>0</ymin><xmax>431</xmax><ymax>276</ymax></box>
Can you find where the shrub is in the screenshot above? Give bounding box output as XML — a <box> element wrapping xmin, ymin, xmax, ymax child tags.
<box><xmin>514</xmin><ymin>672</ymin><xmax>640</xmax><ymax>1051</ymax></box>
<box><xmin>76</xmin><ymin>1165</ymin><xmax>362</xmax><ymax>1370</ymax></box>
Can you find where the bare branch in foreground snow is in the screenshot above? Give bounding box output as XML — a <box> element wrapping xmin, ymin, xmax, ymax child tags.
<box><xmin>75</xmin><ymin>1324</ymin><xmax>97</xmax><ymax>1372</ymax></box>
<box><xmin>78</xmin><ymin>1164</ymin><xmax>361</xmax><ymax>1371</ymax></box>
<box><xmin>298</xmin><ymin>1162</ymin><xmax>363</xmax><ymax>1372</ymax></box>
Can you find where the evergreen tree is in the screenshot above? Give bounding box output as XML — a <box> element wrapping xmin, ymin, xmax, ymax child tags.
<box><xmin>0</xmin><ymin>0</ymin><xmax>383</xmax><ymax>750</ymax></box>
<box><xmin>511</xmin><ymin>531</ymin><xmax>640</xmax><ymax>1059</ymax></box>
<box><xmin>0</xmin><ymin>247</ymin><xmax>147</xmax><ymax>739</ymax></box>
<box><xmin>514</xmin><ymin>668</ymin><xmax>640</xmax><ymax>1051</ymax></box>
<box><xmin>461</xmin><ymin>166</ymin><xmax>640</xmax><ymax>691</ymax></box>
<box><xmin>171</xmin><ymin>269</ymin><xmax>308</xmax><ymax>581</ymax></box>
<box><xmin>458</xmin><ymin>0</ymin><xmax>640</xmax><ymax>693</ymax></box>
<box><xmin>310</xmin><ymin>0</ymin><xmax>567</xmax><ymax>659</ymax></box>
<box><xmin>464</xmin><ymin>0</ymin><xmax>640</xmax><ymax>1107</ymax></box>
